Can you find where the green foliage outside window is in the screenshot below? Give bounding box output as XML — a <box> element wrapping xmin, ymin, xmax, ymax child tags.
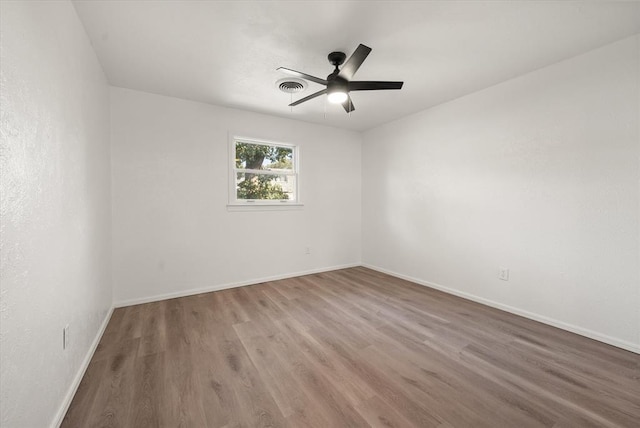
<box><xmin>235</xmin><ymin>142</ymin><xmax>294</xmax><ymax>200</ymax></box>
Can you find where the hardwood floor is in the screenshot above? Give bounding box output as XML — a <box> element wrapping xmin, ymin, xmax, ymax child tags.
<box><xmin>62</xmin><ymin>267</ymin><xmax>640</xmax><ymax>427</ymax></box>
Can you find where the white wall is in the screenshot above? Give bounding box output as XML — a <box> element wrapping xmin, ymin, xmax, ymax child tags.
<box><xmin>362</xmin><ymin>35</ymin><xmax>640</xmax><ymax>352</ymax></box>
<box><xmin>110</xmin><ymin>87</ymin><xmax>362</xmax><ymax>305</ymax></box>
<box><xmin>0</xmin><ymin>2</ymin><xmax>112</xmax><ymax>427</ymax></box>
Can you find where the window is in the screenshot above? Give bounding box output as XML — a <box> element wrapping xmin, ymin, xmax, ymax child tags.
<box><xmin>229</xmin><ymin>136</ymin><xmax>299</xmax><ymax>206</ymax></box>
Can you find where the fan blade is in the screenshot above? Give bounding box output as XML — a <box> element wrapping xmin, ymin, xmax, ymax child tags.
<box><xmin>348</xmin><ymin>81</ymin><xmax>404</xmax><ymax>91</ymax></box>
<box><xmin>277</xmin><ymin>67</ymin><xmax>327</xmax><ymax>86</ymax></box>
<box><xmin>289</xmin><ymin>89</ymin><xmax>327</xmax><ymax>107</ymax></box>
<box><xmin>342</xmin><ymin>95</ymin><xmax>355</xmax><ymax>113</ymax></box>
<box><xmin>338</xmin><ymin>44</ymin><xmax>372</xmax><ymax>80</ymax></box>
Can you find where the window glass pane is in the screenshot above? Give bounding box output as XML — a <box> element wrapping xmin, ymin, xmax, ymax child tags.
<box><xmin>235</xmin><ymin>142</ymin><xmax>293</xmax><ymax>171</ymax></box>
<box><xmin>236</xmin><ymin>172</ymin><xmax>296</xmax><ymax>201</ymax></box>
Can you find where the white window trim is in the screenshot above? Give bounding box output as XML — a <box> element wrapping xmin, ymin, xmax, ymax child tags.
<box><xmin>227</xmin><ymin>134</ymin><xmax>302</xmax><ymax>210</ymax></box>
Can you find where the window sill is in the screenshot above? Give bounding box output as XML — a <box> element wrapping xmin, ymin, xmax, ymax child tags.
<box><xmin>226</xmin><ymin>203</ymin><xmax>304</xmax><ymax>212</ymax></box>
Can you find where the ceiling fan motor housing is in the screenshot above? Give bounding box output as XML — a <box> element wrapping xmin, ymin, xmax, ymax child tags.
<box><xmin>327</xmin><ymin>75</ymin><xmax>348</xmax><ymax>95</ymax></box>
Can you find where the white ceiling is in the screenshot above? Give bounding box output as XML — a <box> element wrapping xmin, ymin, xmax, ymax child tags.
<box><xmin>72</xmin><ymin>1</ymin><xmax>640</xmax><ymax>132</ymax></box>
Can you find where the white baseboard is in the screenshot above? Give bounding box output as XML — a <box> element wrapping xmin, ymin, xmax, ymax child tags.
<box><xmin>51</xmin><ymin>306</ymin><xmax>114</xmax><ymax>428</ymax></box>
<box><xmin>362</xmin><ymin>263</ymin><xmax>640</xmax><ymax>355</ymax></box>
<box><xmin>114</xmin><ymin>263</ymin><xmax>361</xmax><ymax>308</ymax></box>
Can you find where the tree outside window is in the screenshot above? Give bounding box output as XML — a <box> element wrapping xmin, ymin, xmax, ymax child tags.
<box><xmin>232</xmin><ymin>139</ymin><xmax>298</xmax><ymax>203</ymax></box>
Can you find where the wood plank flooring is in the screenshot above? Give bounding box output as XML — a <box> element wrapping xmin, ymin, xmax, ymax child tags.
<box><xmin>62</xmin><ymin>267</ymin><xmax>640</xmax><ymax>427</ymax></box>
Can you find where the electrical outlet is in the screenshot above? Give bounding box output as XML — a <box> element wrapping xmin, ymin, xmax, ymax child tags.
<box><xmin>499</xmin><ymin>267</ymin><xmax>510</xmax><ymax>281</ymax></box>
<box><xmin>305</xmin><ymin>247</ymin><xmax>311</xmax><ymax>255</ymax></box>
<box><xmin>63</xmin><ymin>324</ymin><xmax>69</xmax><ymax>350</ymax></box>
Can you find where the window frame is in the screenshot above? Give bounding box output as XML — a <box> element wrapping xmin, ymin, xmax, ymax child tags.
<box><xmin>227</xmin><ymin>135</ymin><xmax>302</xmax><ymax>209</ymax></box>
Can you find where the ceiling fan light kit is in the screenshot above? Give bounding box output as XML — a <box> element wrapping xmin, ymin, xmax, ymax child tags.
<box><xmin>327</xmin><ymin>91</ymin><xmax>348</xmax><ymax>104</ymax></box>
<box><xmin>277</xmin><ymin>43</ymin><xmax>403</xmax><ymax>113</ymax></box>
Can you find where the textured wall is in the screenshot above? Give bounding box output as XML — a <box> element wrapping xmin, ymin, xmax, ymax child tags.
<box><xmin>362</xmin><ymin>35</ymin><xmax>640</xmax><ymax>352</ymax></box>
<box><xmin>110</xmin><ymin>87</ymin><xmax>362</xmax><ymax>305</ymax></box>
<box><xmin>0</xmin><ymin>2</ymin><xmax>112</xmax><ymax>427</ymax></box>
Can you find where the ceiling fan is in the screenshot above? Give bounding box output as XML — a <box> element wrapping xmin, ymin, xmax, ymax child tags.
<box><xmin>277</xmin><ymin>44</ymin><xmax>403</xmax><ymax>113</ymax></box>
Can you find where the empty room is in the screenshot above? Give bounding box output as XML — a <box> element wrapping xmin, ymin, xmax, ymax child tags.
<box><xmin>1</xmin><ymin>1</ymin><xmax>639</xmax><ymax>427</ymax></box>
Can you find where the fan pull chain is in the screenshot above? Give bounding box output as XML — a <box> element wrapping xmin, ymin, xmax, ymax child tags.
<box><xmin>324</xmin><ymin>98</ymin><xmax>327</xmax><ymax>120</ymax></box>
<box><xmin>290</xmin><ymin>93</ymin><xmax>293</xmax><ymax>113</ymax></box>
